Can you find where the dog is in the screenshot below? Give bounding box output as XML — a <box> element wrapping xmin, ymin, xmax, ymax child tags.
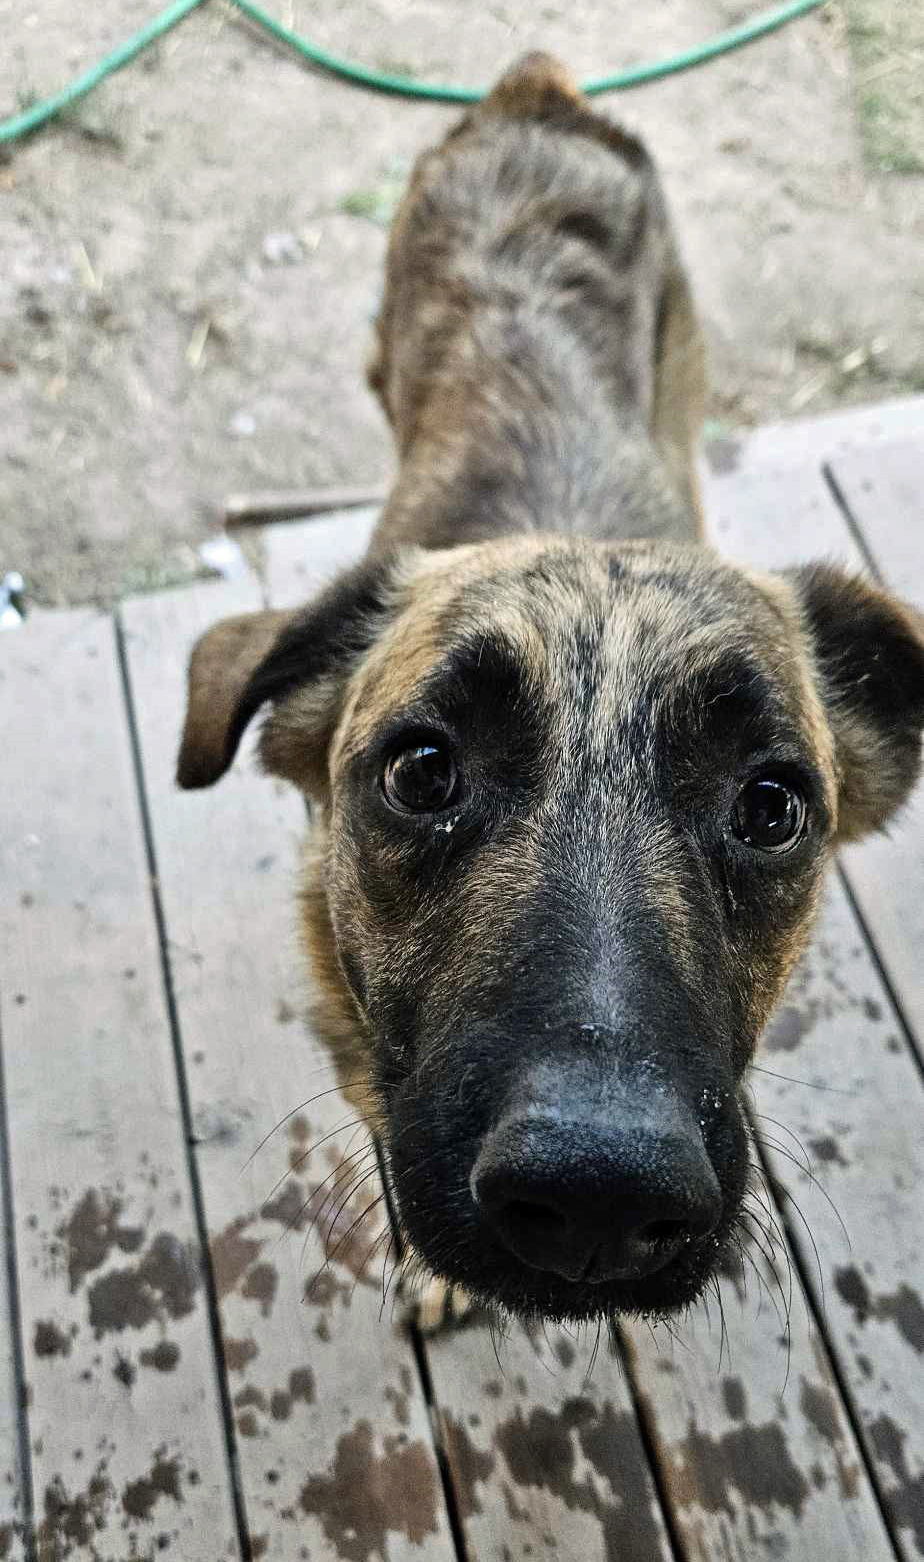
<box><xmin>176</xmin><ymin>54</ymin><xmax>924</xmax><ymax>1328</ymax></box>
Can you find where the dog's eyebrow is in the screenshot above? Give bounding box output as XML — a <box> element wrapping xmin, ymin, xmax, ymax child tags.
<box><xmin>678</xmin><ymin>652</ymin><xmax>790</xmax><ymax>744</ymax></box>
<box><xmin>418</xmin><ymin>630</ymin><xmax>537</xmax><ymax>715</ymax></box>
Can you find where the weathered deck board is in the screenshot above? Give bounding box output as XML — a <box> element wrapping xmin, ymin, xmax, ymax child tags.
<box><xmin>121</xmin><ymin>577</ymin><xmax>457</xmax><ymax>1562</ymax></box>
<box><xmin>757</xmin><ymin>877</ymin><xmax>924</xmax><ymax>1562</ymax></box>
<box><xmin>703</xmin><ymin>461</ymin><xmax>864</xmax><ymax>572</ymax></box>
<box><xmin>426</xmin><ymin>1320</ymin><xmax>674</xmax><ymax>1562</ymax></box>
<box><xmin>829</xmin><ymin>436</ymin><xmax>924</xmax><ymax>603</ymax></box>
<box><xmin>619</xmin><ymin>461</ymin><xmax>909</xmax><ymax>1559</ymax></box>
<box><xmin>707</xmin><ymin>453</ymin><xmax>924</xmax><ymax>1559</ymax></box>
<box><xmin>828</xmin><ymin>439</ymin><xmax>924</xmax><ymax>1056</ymax></box>
<box><xmin>0</xmin><ymin>610</ymin><xmax>239</xmax><ymax>1561</ymax></box>
<box><xmin>622</xmin><ymin>1240</ymin><xmax>896</xmax><ymax>1562</ymax></box>
<box><xmin>702</xmin><ymin>394</ymin><xmax>924</xmax><ymax>479</ymax></box>
<box><xmin>0</xmin><ymin>1115</ymin><xmax>26</xmax><ymax>1562</ymax></box>
<box><xmin>625</xmin><ymin>878</ymin><xmax>924</xmax><ymax>1562</ymax></box>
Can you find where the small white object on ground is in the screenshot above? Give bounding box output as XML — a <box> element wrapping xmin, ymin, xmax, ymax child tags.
<box><xmin>197</xmin><ymin>535</ymin><xmax>249</xmax><ymax>581</ymax></box>
<box><xmin>0</xmin><ymin>571</ymin><xmax>26</xmax><ymax>628</ymax></box>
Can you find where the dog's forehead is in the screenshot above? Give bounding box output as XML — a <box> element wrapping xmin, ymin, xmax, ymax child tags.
<box><xmin>342</xmin><ymin>537</ymin><xmax>820</xmax><ymax>754</ymax></box>
<box><xmin>461</xmin><ymin>542</ymin><xmax>777</xmax><ymax>662</ymax></box>
<box><xmin>431</xmin><ymin>538</ymin><xmax>787</xmax><ymax>661</ymax></box>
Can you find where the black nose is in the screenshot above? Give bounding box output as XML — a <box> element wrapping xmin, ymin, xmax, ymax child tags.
<box><xmin>470</xmin><ymin>1108</ymin><xmax>721</xmax><ymax>1283</ymax></box>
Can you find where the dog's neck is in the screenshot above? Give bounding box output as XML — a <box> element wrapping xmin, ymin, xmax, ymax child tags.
<box><xmin>373</xmin><ymin>302</ymin><xmax>697</xmax><ymax>555</ymax></box>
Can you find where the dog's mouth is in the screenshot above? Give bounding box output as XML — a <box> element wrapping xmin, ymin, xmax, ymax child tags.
<box><xmin>396</xmin><ymin>1198</ymin><xmax>739</xmax><ymax>1324</ymax></box>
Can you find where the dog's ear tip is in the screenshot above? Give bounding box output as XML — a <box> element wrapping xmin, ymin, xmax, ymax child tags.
<box><xmin>175</xmin><ymin>759</ymin><xmax>211</xmax><ymax>791</ymax></box>
<box><xmin>175</xmin><ymin>758</ymin><xmax>210</xmax><ymax>791</ymax></box>
<box><xmin>482</xmin><ymin>51</ymin><xmax>582</xmax><ymax>115</ymax></box>
<box><xmin>175</xmin><ymin>734</ymin><xmax>231</xmax><ymax>791</ymax></box>
<box><xmin>175</xmin><ymin>607</ymin><xmax>295</xmax><ymax>793</ymax></box>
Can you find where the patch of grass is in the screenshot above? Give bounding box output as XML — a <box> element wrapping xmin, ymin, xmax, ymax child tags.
<box><xmin>859</xmin><ymin>90</ymin><xmax>924</xmax><ymax>174</ymax></box>
<box><xmin>843</xmin><ymin>0</ymin><xmax>924</xmax><ymax>176</ymax></box>
<box><xmin>338</xmin><ymin>166</ymin><xmax>407</xmax><ymax>226</ymax></box>
<box><xmin>878</xmin><ymin>148</ymin><xmax>924</xmax><ymax>175</ymax></box>
<box><xmin>340</xmin><ymin>188</ymin><xmax>386</xmax><ymax>220</ymax></box>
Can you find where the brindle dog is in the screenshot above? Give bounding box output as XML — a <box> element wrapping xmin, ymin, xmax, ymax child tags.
<box><xmin>177</xmin><ymin>55</ymin><xmax>924</xmax><ymax>1328</ymax></box>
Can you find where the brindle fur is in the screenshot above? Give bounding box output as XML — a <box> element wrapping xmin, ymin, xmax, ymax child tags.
<box><xmin>367</xmin><ymin>55</ymin><xmax>705</xmax><ymax>552</ymax></box>
<box><xmin>177</xmin><ymin>55</ymin><xmax>924</xmax><ymax>1325</ymax></box>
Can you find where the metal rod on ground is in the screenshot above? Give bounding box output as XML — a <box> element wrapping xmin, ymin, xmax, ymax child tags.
<box><xmin>224</xmin><ymin>486</ymin><xmax>388</xmax><ymax>527</ymax></box>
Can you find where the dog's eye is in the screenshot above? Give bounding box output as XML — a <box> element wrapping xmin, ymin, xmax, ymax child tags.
<box><xmin>733</xmin><ymin>776</ymin><xmax>806</xmax><ymax>853</ymax></box>
<box><xmin>382</xmin><ymin>744</ymin><xmax>458</xmax><ymax>813</ymax></box>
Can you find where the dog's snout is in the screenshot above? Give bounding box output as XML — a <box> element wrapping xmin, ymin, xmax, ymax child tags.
<box><xmin>470</xmin><ymin>1109</ymin><xmax>722</xmax><ymax>1283</ymax></box>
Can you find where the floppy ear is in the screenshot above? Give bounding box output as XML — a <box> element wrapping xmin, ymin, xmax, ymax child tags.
<box><xmin>176</xmin><ymin>555</ymin><xmax>402</xmax><ymax>793</ymax></box>
<box><xmin>789</xmin><ymin>564</ymin><xmax>924</xmax><ymax>841</ymax></box>
<box><xmin>176</xmin><ymin>608</ymin><xmax>294</xmax><ymax>789</ymax></box>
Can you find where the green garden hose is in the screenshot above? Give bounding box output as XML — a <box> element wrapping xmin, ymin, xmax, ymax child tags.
<box><xmin>2</xmin><ymin>0</ymin><xmax>204</xmax><ymax>145</ymax></box>
<box><xmin>1</xmin><ymin>0</ymin><xmax>825</xmax><ymax>146</ymax></box>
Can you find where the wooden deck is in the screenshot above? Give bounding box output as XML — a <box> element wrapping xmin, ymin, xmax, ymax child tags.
<box><xmin>2</xmin><ymin>396</ymin><xmax>923</xmax><ymax>1562</ymax></box>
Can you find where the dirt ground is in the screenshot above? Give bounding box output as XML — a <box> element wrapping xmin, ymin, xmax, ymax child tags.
<box><xmin>2</xmin><ymin>0</ymin><xmax>923</xmax><ymax>606</ymax></box>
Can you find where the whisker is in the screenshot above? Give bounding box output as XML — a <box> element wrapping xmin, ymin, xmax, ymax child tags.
<box><xmin>585</xmin><ymin>1319</ymin><xmax>603</xmax><ymax>1382</ymax></box>
<box><xmin>379</xmin><ymin>1234</ymin><xmax>399</xmax><ymax>1319</ymax></box>
<box><xmin>260</xmin><ymin>1113</ymin><xmax>369</xmax><ymax>1206</ymax></box>
<box><xmin>346</xmin><ymin>1220</ymin><xmax>392</xmax><ymax>1303</ymax></box>
<box><xmin>527</xmin><ymin>1324</ymin><xmax>557</xmax><ymax>1377</ymax></box>
<box><xmin>240</xmin><ymin>1078</ymin><xmax>374</xmax><ymax>1170</ymax></box>
<box><xmin>744</xmin><ymin>1167</ymin><xmax>790</xmax><ymax>1256</ymax></box>
<box><xmin>754</xmin><ymin>1114</ymin><xmax>812</xmax><ymax>1173</ymax></box>
<box><xmin>319</xmin><ymin>1159</ymin><xmax>382</xmax><ymax>1252</ymax></box>
<box><xmin>739</xmin><ymin>1214</ymin><xmax>794</xmax><ymax>1390</ymax></box>
<box><xmin>749</xmin><ymin>1064</ymin><xmax>855</xmax><ymax>1096</ymax></box>
<box><xmin>754</xmin><ymin>1140</ymin><xmax>850</xmax><ymax>1251</ymax></box>
<box><xmin>299</xmin><ymin>1147</ymin><xmax>380</xmax><ymax>1260</ymax></box>
<box><xmin>304</xmin><ymin>1176</ymin><xmax>381</xmax><ymax>1297</ymax></box>
<box><xmin>282</xmin><ymin>1138</ymin><xmax>376</xmax><ymax>1240</ymax></box>
<box><xmin>739</xmin><ymin>1205</ymin><xmax>783</xmax><ymax>1274</ymax></box>
<box><xmin>739</xmin><ymin>1204</ymin><xmax>794</xmax><ymax>1329</ymax></box>
<box><xmin>774</xmin><ymin>1182</ymin><xmax>828</xmax><ymax>1319</ymax></box>
<box><xmin>740</xmin><ymin>1243</ymin><xmax>782</xmax><ymax>1330</ymax></box>
<box><xmin>488</xmin><ymin>1314</ymin><xmax>507</xmax><ymax>1379</ymax></box>
<box><xmin>712</xmin><ymin>1275</ymin><xmax>731</xmax><ymax>1375</ymax></box>
<box><xmin>663</xmin><ymin>1316</ymin><xmax>689</xmax><ymax>1354</ymax></box>
<box><xmin>336</xmin><ymin>1201</ymin><xmax>388</xmax><ymax>1298</ymax></box>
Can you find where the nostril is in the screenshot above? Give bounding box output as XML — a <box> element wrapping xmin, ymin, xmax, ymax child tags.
<box><xmin>488</xmin><ymin>1195</ymin><xmax>581</xmax><ymax>1277</ymax></box>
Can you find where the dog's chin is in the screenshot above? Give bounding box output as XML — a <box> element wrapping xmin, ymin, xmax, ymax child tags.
<box><xmin>405</xmin><ymin>1219</ymin><xmax>737</xmax><ymax>1325</ymax></box>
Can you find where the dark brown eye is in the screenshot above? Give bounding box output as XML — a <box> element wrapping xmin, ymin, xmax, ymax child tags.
<box><xmin>733</xmin><ymin>776</ymin><xmax>806</xmax><ymax>853</ymax></box>
<box><xmin>382</xmin><ymin>744</ymin><xmax>457</xmax><ymax>813</ymax></box>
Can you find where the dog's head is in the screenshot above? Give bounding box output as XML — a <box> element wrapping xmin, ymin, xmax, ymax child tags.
<box><xmin>179</xmin><ymin>538</ymin><xmax>924</xmax><ymax>1321</ymax></box>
